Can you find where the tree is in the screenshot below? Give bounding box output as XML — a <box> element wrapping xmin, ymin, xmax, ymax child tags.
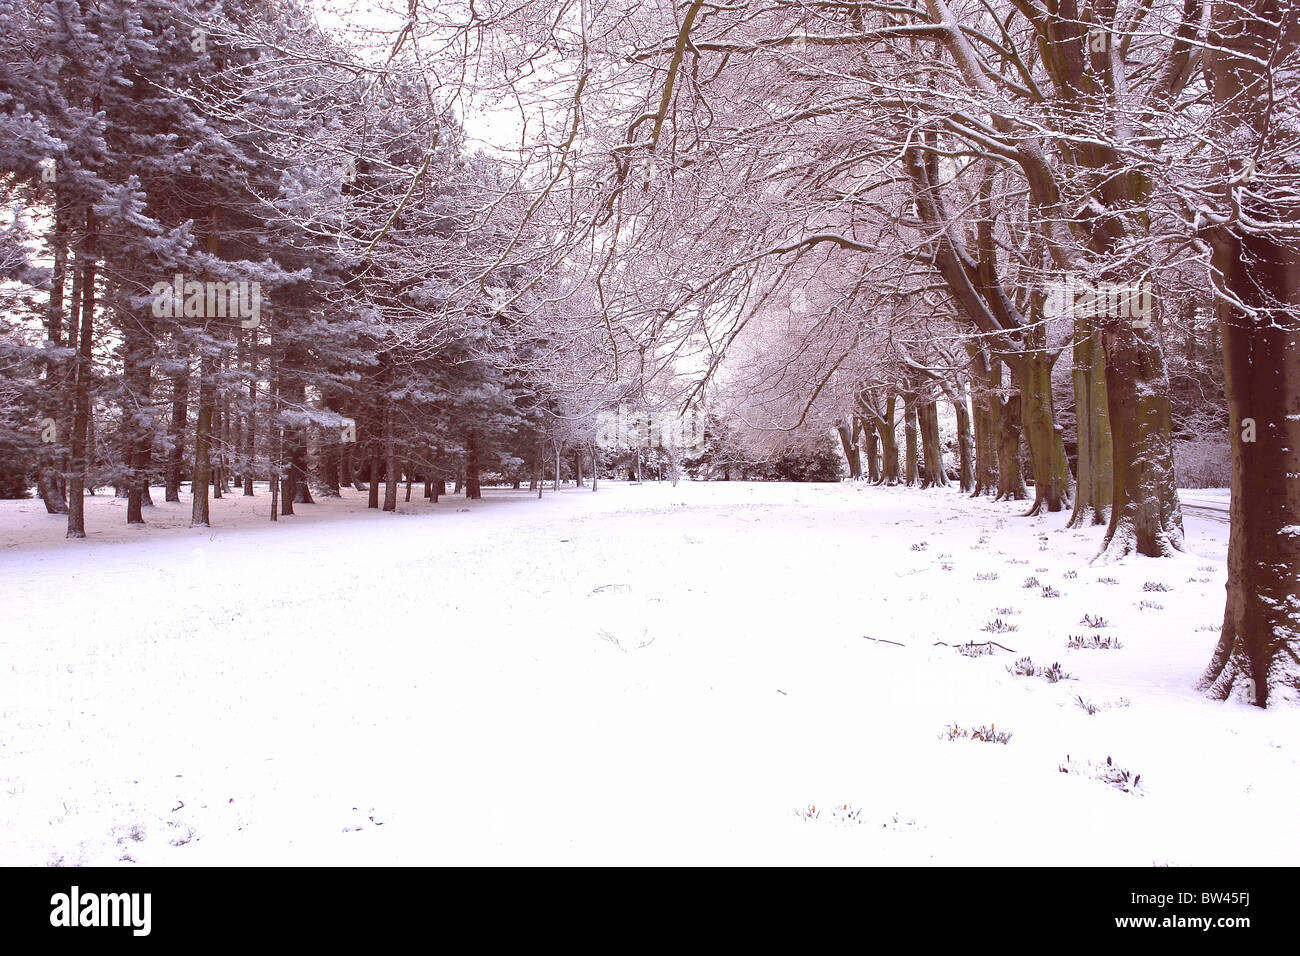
<box><xmin>1197</xmin><ymin>0</ymin><xmax>1300</xmax><ymax>707</ymax></box>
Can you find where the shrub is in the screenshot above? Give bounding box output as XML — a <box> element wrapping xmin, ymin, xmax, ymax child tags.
<box><xmin>1008</xmin><ymin>657</ymin><xmax>1072</xmax><ymax>682</ymax></box>
<box><xmin>1067</xmin><ymin>634</ymin><xmax>1124</xmax><ymax>650</ymax></box>
<box><xmin>944</xmin><ymin>723</ymin><xmax>1012</xmax><ymax>744</ymax></box>
<box><xmin>1059</xmin><ymin>755</ymin><xmax>1142</xmax><ymax>793</ymax></box>
<box><xmin>1173</xmin><ymin>437</ymin><xmax>1230</xmax><ymax>489</ymax></box>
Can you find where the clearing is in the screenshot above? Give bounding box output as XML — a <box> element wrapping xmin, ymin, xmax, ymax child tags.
<box><xmin>1</xmin><ymin>481</ymin><xmax>1294</xmax><ymax>865</ymax></box>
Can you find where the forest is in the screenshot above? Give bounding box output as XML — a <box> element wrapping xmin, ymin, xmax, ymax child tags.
<box><xmin>0</xmin><ymin>1</ymin><xmax>1298</xmax><ymax>868</ymax></box>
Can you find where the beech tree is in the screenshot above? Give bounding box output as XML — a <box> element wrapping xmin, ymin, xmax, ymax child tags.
<box><xmin>1196</xmin><ymin>0</ymin><xmax>1300</xmax><ymax>706</ymax></box>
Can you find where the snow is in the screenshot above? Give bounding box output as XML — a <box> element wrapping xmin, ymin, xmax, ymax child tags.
<box><xmin>1</xmin><ymin>480</ymin><xmax>1296</xmax><ymax>866</ymax></box>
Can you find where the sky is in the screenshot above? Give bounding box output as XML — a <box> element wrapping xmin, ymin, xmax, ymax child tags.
<box><xmin>310</xmin><ymin>0</ymin><xmax>529</xmax><ymax>154</ymax></box>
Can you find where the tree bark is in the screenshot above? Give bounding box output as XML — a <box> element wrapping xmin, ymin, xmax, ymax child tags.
<box><xmin>382</xmin><ymin>404</ymin><xmax>398</xmax><ymax>512</ymax></box>
<box><xmin>968</xmin><ymin>347</ymin><xmax>997</xmax><ymax>497</ymax></box>
<box><xmin>166</xmin><ymin>366</ymin><xmax>188</xmax><ymax>502</ymax></box>
<box><xmin>278</xmin><ymin>361</ymin><xmax>294</xmax><ymax>517</ymax></box>
<box><xmin>860</xmin><ymin>415</ymin><xmax>881</xmax><ymax>482</ymax></box>
<box><xmin>990</xmin><ymin>358</ymin><xmax>1028</xmax><ymax>501</ymax></box>
<box><xmin>1013</xmin><ymin>346</ymin><xmax>1071</xmax><ymax>515</ymax></box>
<box><xmin>321</xmin><ymin>440</ymin><xmax>341</xmax><ymax>496</ymax></box>
<box><xmin>190</xmin><ymin>352</ymin><xmax>215</xmax><ymax>527</ymax></box>
<box><xmin>242</xmin><ymin>327</ymin><xmax>256</xmax><ymax>495</ymax></box>
<box><xmin>1198</xmin><ymin>1</ymin><xmax>1300</xmax><ymax>706</ymax></box>
<box><xmin>1096</xmin><ymin>311</ymin><xmax>1184</xmax><ymax>560</ymax></box>
<box><xmin>903</xmin><ymin>390</ymin><xmax>920</xmax><ymax>486</ymax></box>
<box><xmin>212</xmin><ymin>383</ymin><xmax>225</xmax><ymax>500</ymax></box>
<box><xmin>122</xmin><ymin>311</ymin><xmax>153</xmax><ymax>525</ymax></box>
<box><xmin>465</xmin><ymin>430</ymin><xmax>482</xmax><ymax>499</ymax></box>
<box><xmin>872</xmin><ymin>394</ymin><xmax>901</xmax><ymax>485</ymax></box>
<box><xmin>339</xmin><ymin>415</ymin><xmax>354</xmax><ymax>492</ymax></box>
<box><xmin>38</xmin><ymin>198</ymin><xmax>69</xmax><ymax>514</ymax></box>
<box><xmin>367</xmin><ymin>450</ymin><xmax>380</xmax><ymax>509</ymax></box>
<box><xmin>836</xmin><ymin>419</ymin><xmax>862</xmax><ymax>479</ymax></box>
<box><xmin>950</xmin><ymin>387</ymin><xmax>974</xmax><ymax>493</ymax></box>
<box><xmin>1068</xmin><ymin>318</ymin><xmax>1113</xmax><ymax>527</ymax></box>
<box><xmin>66</xmin><ymin>219</ymin><xmax>96</xmax><ymax>539</ymax></box>
<box><xmin>917</xmin><ymin>395</ymin><xmax>948</xmax><ymax>488</ymax></box>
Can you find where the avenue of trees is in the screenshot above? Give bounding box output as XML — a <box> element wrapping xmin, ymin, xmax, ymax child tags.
<box><xmin>1</xmin><ymin>0</ymin><xmax>1296</xmax><ymax>706</ymax></box>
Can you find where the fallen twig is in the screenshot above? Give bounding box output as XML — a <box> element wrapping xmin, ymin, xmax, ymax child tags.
<box><xmin>933</xmin><ymin>639</ymin><xmax>1017</xmax><ymax>653</ymax></box>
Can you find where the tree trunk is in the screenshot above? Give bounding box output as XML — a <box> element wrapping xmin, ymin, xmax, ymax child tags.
<box><xmin>382</xmin><ymin>405</ymin><xmax>398</xmax><ymax>512</ymax></box>
<box><xmin>270</xmin><ymin>423</ymin><xmax>281</xmax><ymax>522</ymax></box>
<box><xmin>1068</xmin><ymin>318</ymin><xmax>1113</xmax><ymax>527</ymax></box>
<box><xmin>277</xmin><ymin>366</ymin><xmax>294</xmax><ymax>517</ymax></box>
<box><xmin>166</xmin><ymin>366</ymin><xmax>188</xmax><ymax>502</ymax></box>
<box><xmin>282</xmin><ymin>378</ymin><xmax>312</xmax><ymax>505</ymax></box>
<box><xmin>190</xmin><ymin>353</ymin><xmax>214</xmax><ymax>527</ymax></box>
<box><xmin>902</xmin><ymin>390</ymin><xmax>919</xmax><ymax>486</ymax></box>
<box><xmin>536</xmin><ymin>440</ymin><xmax>545</xmax><ymax>497</ymax></box>
<box><xmin>836</xmin><ymin>419</ymin><xmax>862</xmax><ymax>479</ymax></box>
<box><xmin>38</xmin><ymin>199</ymin><xmax>69</xmax><ymax>514</ymax></box>
<box><xmin>280</xmin><ymin>461</ymin><xmax>295</xmax><ymax>516</ymax></box>
<box><xmin>860</xmin><ymin>416</ymin><xmax>881</xmax><ymax>482</ymax></box>
<box><xmin>66</xmin><ymin>221</ymin><xmax>96</xmax><ymax>539</ymax></box>
<box><xmin>368</xmin><ymin>451</ymin><xmax>380</xmax><ymax>509</ymax></box>
<box><xmin>1198</xmin><ymin>2</ymin><xmax>1300</xmax><ymax>706</ymax></box>
<box><xmin>1013</xmin><ymin>347</ymin><xmax>1071</xmax><ymax>515</ymax></box>
<box><xmin>991</xmin><ymin>359</ymin><xmax>1028</xmax><ymax>501</ymax></box>
<box><xmin>122</xmin><ymin>312</ymin><xmax>153</xmax><ymax>525</ymax></box>
<box><xmin>951</xmin><ymin>388</ymin><xmax>974</xmax><ymax>493</ymax></box>
<box><xmin>321</xmin><ymin>441</ymin><xmax>341</xmax><ymax>496</ymax></box>
<box><xmin>967</xmin><ymin>346</ymin><xmax>998</xmax><ymax>497</ymax></box>
<box><xmin>340</xmin><ymin>420</ymin><xmax>355</xmax><ymax>491</ymax></box>
<box><xmin>465</xmin><ymin>430</ymin><xmax>482</xmax><ymax>499</ymax></box>
<box><xmin>243</xmin><ymin>327</ymin><xmax>256</xmax><ymax>496</ymax></box>
<box><xmin>1096</xmin><ymin>312</ymin><xmax>1184</xmax><ymax>560</ymax></box>
<box><xmin>874</xmin><ymin>395</ymin><xmax>901</xmax><ymax>485</ymax></box>
<box><xmin>917</xmin><ymin>396</ymin><xmax>948</xmax><ymax>488</ymax></box>
<box><xmin>211</xmin><ymin>396</ymin><xmax>224</xmax><ymax>500</ymax></box>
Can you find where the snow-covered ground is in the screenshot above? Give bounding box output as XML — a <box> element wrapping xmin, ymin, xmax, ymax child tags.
<box><xmin>1</xmin><ymin>481</ymin><xmax>1294</xmax><ymax>865</ymax></box>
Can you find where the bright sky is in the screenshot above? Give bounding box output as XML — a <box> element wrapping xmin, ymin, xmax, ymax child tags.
<box><xmin>310</xmin><ymin>0</ymin><xmax>527</xmax><ymax>154</ymax></box>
